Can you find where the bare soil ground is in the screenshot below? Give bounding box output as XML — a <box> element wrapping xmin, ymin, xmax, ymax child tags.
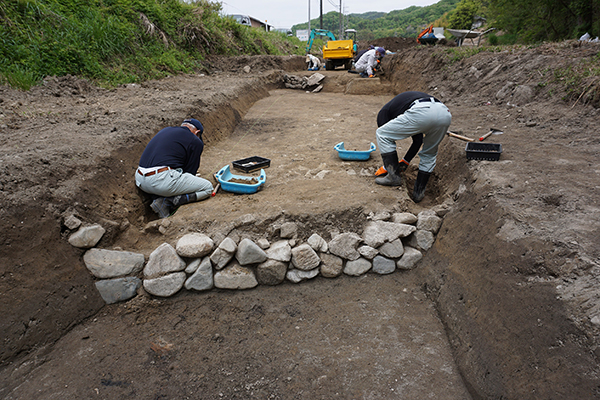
<box><xmin>1</xmin><ymin>40</ymin><xmax>600</xmax><ymax>399</ymax></box>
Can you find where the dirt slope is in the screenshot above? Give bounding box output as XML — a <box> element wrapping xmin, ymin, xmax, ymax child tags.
<box><xmin>1</xmin><ymin>41</ymin><xmax>600</xmax><ymax>398</ymax></box>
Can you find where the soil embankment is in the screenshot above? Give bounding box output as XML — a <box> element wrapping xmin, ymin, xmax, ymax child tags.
<box><xmin>1</xmin><ymin>42</ymin><xmax>600</xmax><ymax>398</ymax></box>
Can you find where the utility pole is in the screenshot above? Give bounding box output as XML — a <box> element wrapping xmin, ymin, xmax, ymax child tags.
<box><xmin>320</xmin><ymin>0</ymin><xmax>323</xmax><ymax>30</ymax></box>
<box><xmin>308</xmin><ymin>0</ymin><xmax>311</xmax><ymax>34</ymax></box>
<box><xmin>339</xmin><ymin>0</ymin><xmax>342</xmax><ymax>39</ymax></box>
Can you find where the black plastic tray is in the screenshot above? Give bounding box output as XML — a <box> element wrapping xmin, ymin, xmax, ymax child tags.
<box><xmin>465</xmin><ymin>143</ymin><xmax>502</xmax><ymax>161</ymax></box>
<box><xmin>232</xmin><ymin>156</ymin><xmax>271</xmax><ymax>173</ymax></box>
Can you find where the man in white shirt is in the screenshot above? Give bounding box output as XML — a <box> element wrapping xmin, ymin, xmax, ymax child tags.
<box><xmin>354</xmin><ymin>47</ymin><xmax>385</xmax><ymax>77</ymax></box>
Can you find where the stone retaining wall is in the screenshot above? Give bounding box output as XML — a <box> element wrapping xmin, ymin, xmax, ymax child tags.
<box><xmin>69</xmin><ymin>207</ymin><xmax>447</xmax><ymax>304</ymax></box>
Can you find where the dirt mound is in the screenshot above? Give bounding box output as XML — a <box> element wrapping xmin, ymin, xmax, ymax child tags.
<box><xmin>359</xmin><ymin>36</ymin><xmax>419</xmax><ymax>52</ymax></box>
<box><xmin>35</xmin><ymin>75</ymin><xmax>100</xmax><ymax>97</ymax></box>
<box><xmin>207</xmin><ymin>54</ymin><xmax>305</xmax><ymax>73</ymax></box>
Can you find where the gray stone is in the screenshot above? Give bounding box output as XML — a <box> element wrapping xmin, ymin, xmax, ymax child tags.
<box><xmin>176</xmin><ymin>233</ymin><xmax>214</xmax><ymax>258</ymax></box>
<box><xmin>144</xmin><ymin>243</ymin><xmax>186</xmax><ymax>278</ymax></box>
<box><xmin>396</xmin><ymin>247</ymin><xmax>423</xmax><ymax>270</ymax></box>
<box><xmin>214</xmin><ymin>263</ymin><xmax>258</xmax><ymax>289</ymax></box>
<box><xmin>372</xmin><ymin>255</ymin><xmax>396</xmax><ymax>275</ymax></box>
<box><xmin>358</xmin><ymin>245</ymin><xmax>378</xmax><ymax>260</ymax></box>
<box><xmin>211</xmin><ymin>232</ymin><xmax>227</xmax><ymax>247</ymax></box>
<box><xmin>417</xmin><ymin>210</ymin><xmax>443</xmax><ymax>234</ymax></box>
<box><xmin>328</xmin><ymin>232</ymin><xmax>362</xmax><ymax>261</ymax></box>
<box><xmin>392</xmin><ymin>212</ymin><xmax>418</xmax><ymax>224</ymax></box>
<box><xmin>291</xmin><ymin>244</ymin><xmax>321</xmax><ymax>271</ymax></box>
<box><xmin>362</xmin><ymin>221</ymin><xmax>416</xmax><ymax>248</ymax></box>
<box><xmin>407</xmin><ymin>230</ymin><xmax>435</xmax><ymax>251</ymax></box>
<box><xmin>344</xmin><ymin>257</ymin><xmax>372</xmax><ymax>276</ymax></box>
<box><xmin>210</xmin><ymin>237</ymin><xmax>237</xmax><ymax>270</ymax></box>
<box><xmin>256</xmin><ymin>259</ymin><xmax>288</xmax><ymax>285</ymax></box>
<box><xmin>185</xmin><ymin>258</ymin><xmax>202</xmax><ymax>274</ymax></box>
<box><xmin>513</xmin><ymin>85</ymin><xmax>534</xmax><ymax>105</ymax></box>
<box><xmin>95</xmin><ymin>277</ymin><xmax>141</xmax><ymax>304</ymax></box>
<box><xmin>68</xmin><ymin>224</ymin><xmax>106</xmax><ymax>248</ymax></box>
<box><xmin>370</xmin><ymin>210</ymin><xmax>391</xmax><ymax>221</ymax></box>
<box><xmin>64</xmin><ymin>215</ymin><xmax>82</xmax><ymax>230</ymax></box>
<box><xmin>432</xmin><ymin>201</ymin><xmax>452</xmax><ymax>217</ymax></box>
<box><xmin>235</xmin><ymin>213</ymin><xmax>256</xmax><ymax>226</ymax></box>
<box><xmin>83</xmin><ymin>248</ymin><xmax>145</xmax><ymax>279</ymax></box>
<box><xmin>286</xmin><ymin>268</ymin><xmax>319</xmax><ymax>283</ymax></box>
<box><xmin>158</xmin><ymin>218</ymin><xmax>171</xmax><ymax>235</ymax></box>
<box><xmin>307</xmin><ymin>233</ymin><xmax>328</xmax><ymax>253</ymax></box>
<box><xmin>379</xmin><ymin>239</ymin><xmax>404</xmax><ymax>259</ymax></box>
<box><xmin>306</xmin><ymin>72</ymin><xmax>325</xmax><ymax>87</ymax></box>
<box><xmin>184</xmin><ymin>257</ymin><xmax>214</xmax><ymax>291</ymax></box>
<box><xmin>496</xmin><ymin>81</ymin><xmax>517</xmax><ymax>100</ymax></box>
<box><xmin>236</xmin><ymin>238</ymin><xmax>268</xmax><ymax>265</ymax></box>
<box><xmin>280</xmin><ymin>222</ymin><xmax>298</xmax><ymax>238</ymax></box>
<box><xmin>266</xmin><ymin>240</ymin><xmax>292</xmax><ymax>262</ymax></box>
<box><xmin>257</xmin><ymin>238</ymin><xmax>271</xmax><ymax>249</ymax></box>
<box><xmin>144</xmin><ymin>272</ymin><xmax>186</xmax><ymax>297</ymax></box>
<box><xmin>319</xmin><ymin>253</ymin><xmax>343</xmax><ymax>278</ymax></box>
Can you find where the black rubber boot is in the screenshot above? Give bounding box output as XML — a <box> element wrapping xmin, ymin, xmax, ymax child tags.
<box><xmin>412</xmin><ymin>170</ymin><xmax>431</xmax><ymax>203</ymax></box>
<box><xmin>169</xmin><ymin>192</ymin><xmax>197</xmax><ymax>207</ymax></box>
<box><xmin>375</xmin><ymin>152</ymin><xmax>403</xmax><ymax>186</ymax></box>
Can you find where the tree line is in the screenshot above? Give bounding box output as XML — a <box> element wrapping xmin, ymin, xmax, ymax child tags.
<box><xmin>292</xmin><ymin>0</ymin><xmax>599</xmax><ymax>43</ymax></box>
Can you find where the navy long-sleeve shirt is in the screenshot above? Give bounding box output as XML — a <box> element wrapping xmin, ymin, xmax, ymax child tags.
<box><xmin>377</xmin><ymin>91</ymin><xmax>438</xmax><ymax>127</ymax></box>
<box><xmin>139</xmin><ymin>126</ymin><xmax>204</xmax><ymax>175</ymax></box>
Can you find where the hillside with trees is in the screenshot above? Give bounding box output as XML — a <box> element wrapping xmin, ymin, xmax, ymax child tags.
<box><xmin>292</xmin><ymin>0</ymin><xmax>599</xmax><ymax>43</ymax></box>
<box><xmin>292</xmin><ymin>0</ymin><xmax>461</xmax><ymax>40</ymax></box>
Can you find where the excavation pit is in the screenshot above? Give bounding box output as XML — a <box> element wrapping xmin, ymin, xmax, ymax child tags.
<box><xmin>2</xmin><ymin>47</ymin><xmax>600</xmax><ymax>399</ymax></box>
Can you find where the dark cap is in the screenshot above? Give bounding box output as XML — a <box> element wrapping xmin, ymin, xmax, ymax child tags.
<box><xmin>376</xmin><ymin>47</ymin><xmax>386</xmax><ymax>57</ymax></box>
<box><xmin>183</xmin><ymin>118</ymin><xmax>204</xmax><ymax>134</ymax></box>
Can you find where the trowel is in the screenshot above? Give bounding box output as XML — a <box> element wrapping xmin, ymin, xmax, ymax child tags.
<box><xmin>478</xmin><ymin>128</ymin><xmax>503</xmax><ymax>141</ymax></box>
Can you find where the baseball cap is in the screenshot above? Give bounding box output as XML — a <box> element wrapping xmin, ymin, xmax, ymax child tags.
<box><xmin>376</xmin><ymin>47</ymin><xmax>386</xmax><ymax>57</ymax></box>
<box><xmin>183</xmin><ymin>118</ymin><xmax>203</xmax><ymax>134</ymax></box>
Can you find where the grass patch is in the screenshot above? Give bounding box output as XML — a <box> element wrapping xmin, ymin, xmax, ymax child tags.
<box><xmin>0</xmin><ymin>0</ymin><xmax>303</xmax><ymax>90</ymax></box>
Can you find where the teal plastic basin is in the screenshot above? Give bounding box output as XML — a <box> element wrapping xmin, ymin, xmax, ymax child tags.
<box><xmin>216</xmin><ymin>165</ymin><xmax>266</xmax><ymax>194</ymax></box>
<box><xmin>334</xmin><ymin>142</ymin><xmax>376</xmax><ymax>161</ymax></box>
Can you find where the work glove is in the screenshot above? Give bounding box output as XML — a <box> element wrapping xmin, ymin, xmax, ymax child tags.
<box><xmin>369</xmin><ymin>74</ymin><xmax>374</xmax><ymax>78</ymax></box>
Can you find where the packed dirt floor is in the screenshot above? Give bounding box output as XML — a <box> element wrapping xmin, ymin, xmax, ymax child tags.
<box><xmin>1</xmin><ymin>40</ymin><xmax>600</xmax><ymax>399</ymax></box>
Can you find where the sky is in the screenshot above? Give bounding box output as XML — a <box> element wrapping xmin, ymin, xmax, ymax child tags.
<box><xmin>219</xmin><ymin>0</ymin><xmax>441</xmax><ymax>30</ymax></box>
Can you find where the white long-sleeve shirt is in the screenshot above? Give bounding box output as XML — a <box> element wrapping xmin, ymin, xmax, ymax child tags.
<box><xmin>306</xmin><ymin>54</ymin><xmax>321</xmax><ymax>69</ymax></box>
<box><xmin>355</xmin><ymin>49</ymin><xmax>378</xmax><ymax>76</ymax></box>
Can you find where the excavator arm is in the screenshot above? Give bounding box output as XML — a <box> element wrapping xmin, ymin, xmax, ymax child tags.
<box><xmin>417</xmin><ymin>25</ymin><xmax>434</xmax><ymax>44</ymax></box>
<box><xmin>306</xmin><ymin>29</ymin><xmax>337</xmax><ymax>53</ymax></box>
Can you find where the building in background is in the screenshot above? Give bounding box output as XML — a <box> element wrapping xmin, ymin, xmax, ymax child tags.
<box><xmin>230</xmin><ymin>14</ymin><xmax>274</xmax><ymax>31</ymax></box>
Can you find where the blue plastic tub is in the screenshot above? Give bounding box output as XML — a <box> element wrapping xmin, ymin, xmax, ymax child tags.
<box><xmin>215</xmin><ymin>165</ymin><xmax>266</xmax><ymax>194</ymax></box>
<box><xmin>334</xmin><ymin>142</ymin><xmax>376</xmax><ymax>161</ymax></box>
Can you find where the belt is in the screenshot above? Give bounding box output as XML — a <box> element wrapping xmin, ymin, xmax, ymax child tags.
<box><xmin>137</xmin><ymin>166</ymin><xmax>170</xmax><ymax>177</ymax></box>
<box><xmin>410</xmin><ymin>97</ymin><xmax>441</xmax><ymax>108</ymax></box>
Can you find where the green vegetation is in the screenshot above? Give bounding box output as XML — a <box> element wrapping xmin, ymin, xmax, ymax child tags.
<box><xmin>489</xmin><ymin>0</ymin><xmax>600</xmax><ymax>43</ymax></box>
<box><xmin>294</xmin><ymin>0</ymin><xmax>598</xmax><ymax>45</ymax></box>
<box><xmin>293</xmin><ymin>0</ymin><xmax>461</xmax><ymax>40</ymax></box>
<box><xmin>447</xmin><ymin>0</ymin><xmax>482</xmax><ymax>30</ymax></box>
<box><xmin>551</xmin><ymin>52</ymin><xmax>600</xmax><ymax>101</ymax></box>
<box><xmin>0</xmin><ymin>0</ymin><xmax>303</xmax><ymax>90</ymax></box>
<box><xmin>2</xmin><ymin>0</ymin><xmax>597</xmax><ymax>91</ymax></box>
<box><xmin>441</xmin><ymin>45</ymin><xmax>503</xmax><ymax>63</ymax></box>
